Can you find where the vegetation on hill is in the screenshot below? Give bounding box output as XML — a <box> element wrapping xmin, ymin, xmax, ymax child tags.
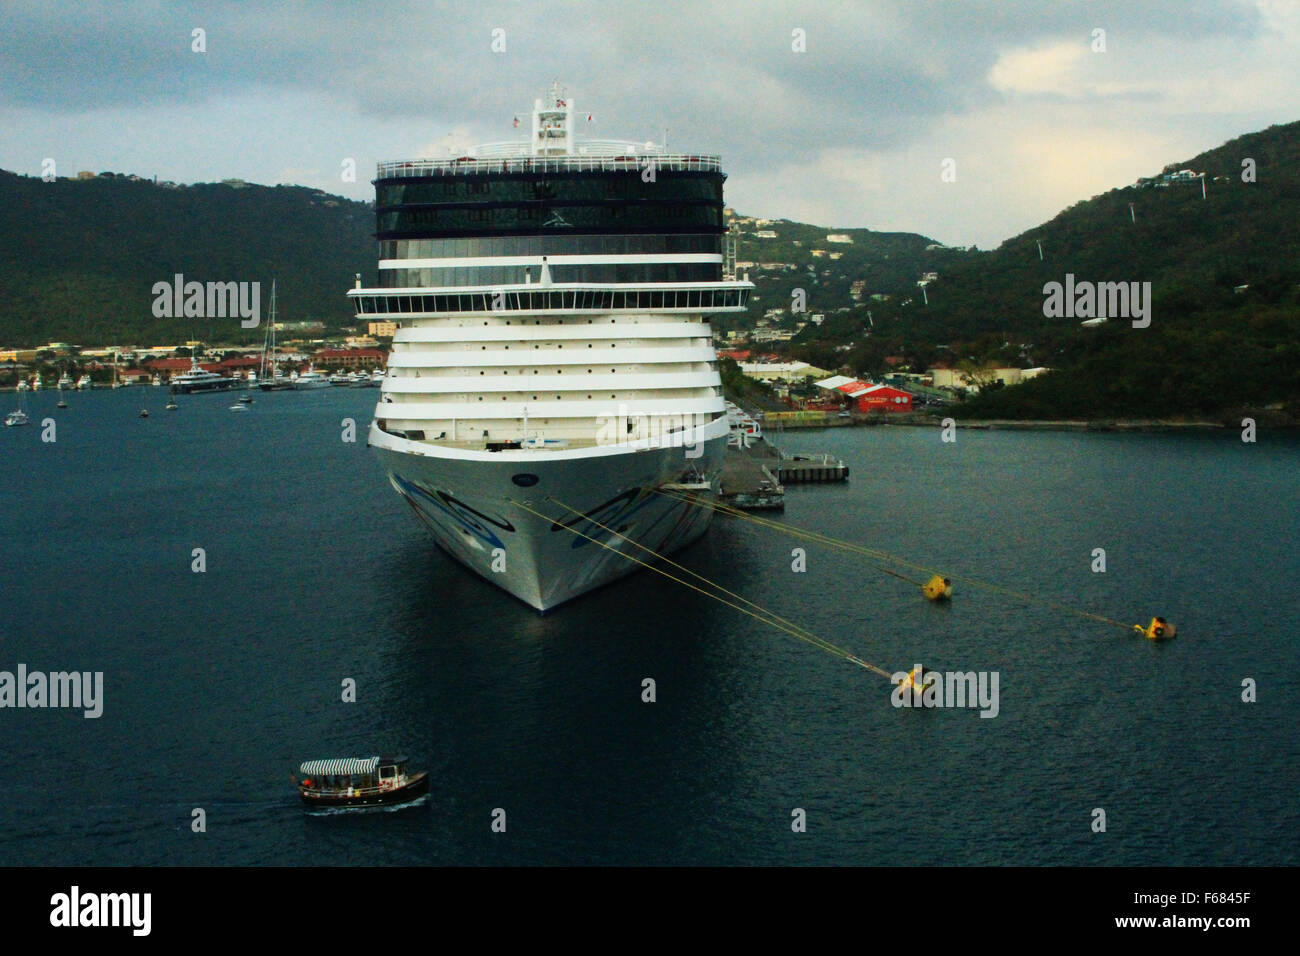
<box><xmin>4</xmin><ymin>119</ymin><xmax>1298</xmax><ymax>420</ymax></box>
<box><xmin>783</xmin><ymin>120</ymin><xmax>1300</xmax><ymax>420</ymax></box>
<box><xmin>0</xmin><ymin>170</ymin><xmax>375</xmax><ymax>347</ymax></box>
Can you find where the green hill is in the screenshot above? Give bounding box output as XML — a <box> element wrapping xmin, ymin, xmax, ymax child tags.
<box><xmin>786</xmin><ymin>120</ymin><xmax>1300</xmax><ymax>420</ymax></box>
<box><xmin>4</xmin><ymin>119</ymin><xmax>1298</xmax><ymax>420</ymax></box>
<box><xmin>0</xmin><ymin>170</ymin><xmax>375</xmax><ymax>346</ymax></box>
<box><xmin>721</xmin><ymin>217</ymin><xmax>963</xmax><ymax>335</ymax></box>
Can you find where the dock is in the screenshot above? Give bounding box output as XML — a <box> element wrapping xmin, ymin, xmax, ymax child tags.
<box><xmin>775</xmin><ymin>453</ymin><xmax>850</xmax><ymax>483</ymax></box>
<box><xmin>719</xmin><ymin>442</ymin><xmax>785</xmax><ymax>509</ymax></box>
<box><xmin>717</xmin><ymin>437</ymin><xmax>849</xmax><ymax>509</ymax></box>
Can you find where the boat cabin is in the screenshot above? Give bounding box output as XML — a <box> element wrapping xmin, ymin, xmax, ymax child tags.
<box><xmin>298</xmin><ymin>755</ymin><xmax>411</xmax><ymax>794</ymax></box>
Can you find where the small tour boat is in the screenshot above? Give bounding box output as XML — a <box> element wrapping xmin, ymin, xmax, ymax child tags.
<box><xmin>295</xmin><ymin>756</ymin><xmax>429</xmax><ymax>809</ymax></box>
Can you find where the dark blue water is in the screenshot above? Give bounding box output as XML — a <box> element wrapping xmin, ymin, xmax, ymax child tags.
<box><xmin>1</xmin><ymin>389</ymin><xmax>1296</xmax><ymax>865</ymax></box>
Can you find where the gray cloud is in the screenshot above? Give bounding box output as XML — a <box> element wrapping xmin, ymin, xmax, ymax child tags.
<box><xmin>0</xmin><ymin>0</ymin><xmax>1284</xmax><ymax>247</ymax></box>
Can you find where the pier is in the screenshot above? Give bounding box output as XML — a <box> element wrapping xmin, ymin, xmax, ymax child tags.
<box><xmin>718</xmin><ymin>437</ymin><xmax>848</xmax><ymax>509</ymax></box>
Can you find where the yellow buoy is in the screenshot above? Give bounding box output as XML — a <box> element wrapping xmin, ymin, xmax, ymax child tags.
<box><xmin>922</xmin><ymin>575</ymin><xmax>953</xmax><ymax>601</ymax></box>
<box><xmin>1134</xmin><ymin>616</ymin><xmax>1176</xmax><ymax>640</ymax></box>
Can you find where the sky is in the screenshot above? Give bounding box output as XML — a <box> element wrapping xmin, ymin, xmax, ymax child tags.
<box><xmin>2</xmin><ymin>0</ymin><xmax>1298</xmax><ymax>249</ymax></box>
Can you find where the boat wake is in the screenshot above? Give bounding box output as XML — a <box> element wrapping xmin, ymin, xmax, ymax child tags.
<box><xmin>303</xmin><ymin>794</ymin><xmax>430</xmax><ymax>816</ymax></box>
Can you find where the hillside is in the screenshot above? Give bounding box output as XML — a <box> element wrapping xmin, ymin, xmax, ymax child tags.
<box><xmin>786</xmin><ymin>120</ymin><xmax>1300</xmax><ymax>419</ymax></box>
<box><xmin>3</xmin><ymin>119</ymin><xmax>1298</xmax><ymax>420</ymax></box>
<box><xmin>718</xmin><ymin>217</ymin><xmax>963</xmax><ymax>336</ymax></box>
<box><xmin>0</xmin><ymin>171</ymin><xmax>375</xmax><ymax>346</ymax></box>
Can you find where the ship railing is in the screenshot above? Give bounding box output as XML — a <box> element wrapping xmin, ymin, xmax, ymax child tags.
<box><xmin>377</xmin><ymin>154</ymin><xmax>722</xmax><ymax>179</ymax></box>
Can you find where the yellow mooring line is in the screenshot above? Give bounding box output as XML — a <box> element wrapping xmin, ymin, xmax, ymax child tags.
<box><xmin>653</xmin><ymin>486</ymin><xmax>1148</xmax><ymax>635</ymax></box>
<box><xmin>507</xmin><ymin>495</ymin><xmax>895</xmax><ymax>680</ymax></box>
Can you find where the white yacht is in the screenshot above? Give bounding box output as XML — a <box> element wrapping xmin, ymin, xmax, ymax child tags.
<box><xmin>370</xmin><ymin>368</ymin><xmax>385</xmax><ymax>385</ymax></box>
<box><xmin>352</xmin><ymin>83</ymin><xmax>752</xmax><ymax>611</ymax></box>
<box><xmin>76</xmin><ymin>375</ymin><xmax>93</xmax><ymax>390</ymax></box>
<box><xmin>293</xmin><ymin>366</ymin><xmax>330</xmax><ymax>389</ymax></box>
<box><xmin>57</xmin><ymin>371</ymin><xmax>74</xmax><ymax>390</ymax></box>
<box><xmin>328</xmin><ymin>371</ymin><xmax>352</xmax><ymax>386</ymax></box>
<box><xmin>171</xmin><ymin>356</ymin><xmax>237</xmax><ymax>394</ymax></box>
<box><xmin>31</xmin><ymin>374</ymin><xmax>42</xmax><ymax>390</ymax></box>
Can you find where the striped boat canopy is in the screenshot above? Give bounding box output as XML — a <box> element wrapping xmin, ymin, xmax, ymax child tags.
<box><xmin>299</xmin><ymin>757</ymin><xmax>380</xmax><ymax>776</ymax></box>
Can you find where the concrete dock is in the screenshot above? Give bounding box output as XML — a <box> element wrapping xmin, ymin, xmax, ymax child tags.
<box><xmin>718</xmin><ymin>437</ymin><xmax>849</xmax><ymax>509</ymax></box>
<box><xmin>719</xmin><ymin>442</ymin><xmax>785</xmax><ymax>509</ymax></box>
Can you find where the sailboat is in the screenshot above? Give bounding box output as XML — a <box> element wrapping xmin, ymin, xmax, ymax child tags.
<box><xmin>165</xmin><ymin>384</ymin><xmax>178</xmax><ymax>410</ymax></box>
<box><xmin>258</xmin><ymin>281</ymin><xmax>293</xmax><ymax>390</ymax></box>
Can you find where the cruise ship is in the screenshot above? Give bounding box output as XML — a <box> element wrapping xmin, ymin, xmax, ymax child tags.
<box><xmin>352</xmin><ymin>84</ymin><xmax>753</xmax><ymax>611</ymax></box>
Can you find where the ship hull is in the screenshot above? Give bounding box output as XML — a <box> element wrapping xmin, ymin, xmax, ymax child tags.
<box><xmin>174</xmin><ymin>379</ymin><xmax>237</xmax><ymax>394</ymax></box>
<box><xmin>373</xmin><ymin>430</ymin><xmax>726</xmax><ymax>611</ymax></box>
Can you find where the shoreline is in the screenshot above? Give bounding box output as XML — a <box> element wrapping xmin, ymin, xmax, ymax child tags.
<box><xmin>906</xmin><ymin>418</ymin><xmax>1230</xmax><ymax>431</ymax></box>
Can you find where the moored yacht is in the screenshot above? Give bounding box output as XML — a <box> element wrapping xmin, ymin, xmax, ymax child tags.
<box><xmin>171</xmin><ymin>356</ymin><xmax>238</xmax><ymax>394</ymax></box>
<box><xmin>293</xmin><ymin>366</ymin><xmax>330</xmax><ymax>389</ymax></box>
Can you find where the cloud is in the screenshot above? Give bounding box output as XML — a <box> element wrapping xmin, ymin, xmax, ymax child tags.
<box><xmin>0</xmin><ymin>0</ymin><xmax>1293</xmax><ymax>248</ymax></box>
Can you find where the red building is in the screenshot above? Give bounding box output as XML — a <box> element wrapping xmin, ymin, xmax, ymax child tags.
<box><xmin>218</xmin><ymin>356</ymin><xmax>262</xmax><ymax>372</ymax></box>
<box><xmin>144</xmin><ymin>357</ymin><xmax>221</xmax><ymax>375</ymax></box>
<box><xmin>816</xmin><ymin>376</ymin><xmax>914</xmax><ymax>413</ymax></box>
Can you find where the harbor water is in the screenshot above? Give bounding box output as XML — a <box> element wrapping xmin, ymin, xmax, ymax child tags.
<box><xmin>1</xmin><ymin>388</ymin><xmax>1296</xmax><ymax>865</ymax></box>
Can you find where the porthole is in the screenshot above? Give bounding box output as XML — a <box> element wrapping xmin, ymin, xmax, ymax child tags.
<box><xmin>511</xmin><ymin>474</ymin><xmax>539</xmax><ymax>487</ymax></box>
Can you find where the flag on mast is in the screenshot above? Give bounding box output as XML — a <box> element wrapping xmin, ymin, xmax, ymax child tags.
<box><xmin>512</xmin><ymin>116</ymin><xmax>519</xmax><ymax>128</ymax></box>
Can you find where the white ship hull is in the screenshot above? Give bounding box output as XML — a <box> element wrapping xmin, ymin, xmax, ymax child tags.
<box><xmin>372</xmin><ymin>424</ymin><xmax>726</xmax><ymax>611</ymax></box>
